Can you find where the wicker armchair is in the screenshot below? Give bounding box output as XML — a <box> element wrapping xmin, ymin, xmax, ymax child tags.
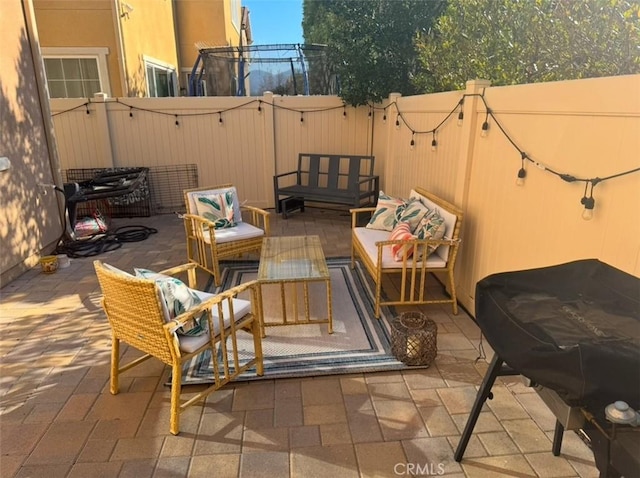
<box><xmin>183</xmin><ymin>184</ymin><xmax>270</xmax><ymax>286</ymax></box>
<box><xmin>94</xmin><ymin>261</ymin><xmax>264</xmax><ymax>435</ymax></box>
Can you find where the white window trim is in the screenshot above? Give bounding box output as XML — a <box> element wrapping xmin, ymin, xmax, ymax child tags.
<box><xmin>143</xmin><ymin>55</ymin><xmax>178</xmax><ymax>97</ymax></box>
<box><xmin>40</xmin><ymin>47</ymin><xmax>111</xmax><ymax>97</ymax></box>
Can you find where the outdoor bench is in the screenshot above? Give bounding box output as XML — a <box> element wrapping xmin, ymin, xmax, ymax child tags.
<box><xmin>273</xmin><ymin>153</ymin><xmax>379</xmax><ymax>218</ymax></box>
<box><xmin>351</xmin><ymin>187</ymin><xmax>463</xmax><ymax>318</ymax></box>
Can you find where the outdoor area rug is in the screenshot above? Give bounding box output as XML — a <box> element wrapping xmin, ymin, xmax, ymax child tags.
<box><xmin>180</xmin><ymin>257</ymin><xmax>414</xmax><ymax>384</ymax></box>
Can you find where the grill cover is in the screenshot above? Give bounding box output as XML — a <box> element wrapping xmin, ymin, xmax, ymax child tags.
<box><xmin>476</xmin><ymin>259</ymin><xmax>640</xmax><ymax>410</ymax></box>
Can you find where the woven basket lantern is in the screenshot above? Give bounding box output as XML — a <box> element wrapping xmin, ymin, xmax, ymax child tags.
<box><xmin>390</xmin><ymin>312</ymin><xmax>437</xmax><ymax>366</ymax></box>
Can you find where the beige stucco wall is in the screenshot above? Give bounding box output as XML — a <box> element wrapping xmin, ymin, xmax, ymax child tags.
<box><xmin>1</xmin><ymin>0</ymin><xmax>65</xmax><ymax>285</ymax></box>
<box><xmin>34</xmin><ymin>0</ymin><xmax>180</xmax><ymax>97</ymax></box>
<box><xmin>119</xmin><ymin>0</ymin><xmax>179</xmax><ymax>96</ymax></box>
<box><xmin>33</xmin><ymin>0</ymin><xmax>124</xmax><ymax>96</ymax></box>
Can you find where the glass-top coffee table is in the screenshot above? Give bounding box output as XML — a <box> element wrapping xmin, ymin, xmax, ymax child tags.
<box><xmin>257</xmin><ymin>235</ymin><xmax>333</xmax><ymax>336</ymax></box>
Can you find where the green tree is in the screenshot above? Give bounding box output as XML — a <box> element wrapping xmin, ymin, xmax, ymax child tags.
<box><xmin>303</xmin><ymin>0</ymin><xmax>446</xmax><ymax>105</ymax></box>
<box><xmin>413</xmin><ymin>0</ymin><xmax>640</xmax><ymax>92</ymax></box>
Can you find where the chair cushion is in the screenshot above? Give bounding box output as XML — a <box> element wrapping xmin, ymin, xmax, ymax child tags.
<box><xmin>176</xmin><ymin>290</ymin><xmax>252</xmax><ymax>354</ymax></box>
<box><xmin>134</xmin><ymin>268</ymin><xmax>207</xmax><ymax>336</ymax></box>
<box><xmin>353</xmin><ymin>227</ymin><xmax>447</xmax><ymax>269</ymax></box>
<box><xmin>202</xmin><ymin>221</ymin><xmax>265</xmax><ymax>244</ymax></box>
<box><xmin>389</xmin><ymin>221</ymin><xmax>416</xmax><ymax>261</ymax></box>
<box><xmin>186</xmin><ymin>186</ymin><xmax>243</xmax><ymax>224</ymax></box>
<box><xmin>366</xmin><ymin>191</ymin><xmax>406</xmax><ymax>231</ymax></box>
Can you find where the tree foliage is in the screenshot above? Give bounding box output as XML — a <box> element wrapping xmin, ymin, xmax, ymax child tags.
<box><xmin>302</xmin><ymin>0</ymin><xmax>446</xmax><ymax>105</ymax></box>
<box><xmin>413</xmin><ymin>0</ymin><xmax>640</xmax><ymax>92</ymax></box>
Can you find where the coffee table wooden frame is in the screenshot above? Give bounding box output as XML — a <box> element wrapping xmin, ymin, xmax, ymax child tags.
<box><xmin>257</xmin><ymin>235</ymin><xmax>333</xmax><ymax>336</ymax></box>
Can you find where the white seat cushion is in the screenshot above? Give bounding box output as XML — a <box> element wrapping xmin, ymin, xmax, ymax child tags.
<box><xmin>177</xmin><ymin>290</ymin><xmax>252</xmax><ymax>354</ymax></box>
<box><xmin>203</xmin><ymin>221</ymin><xmax>265</xmax><ymax>244</ymax></box>
<box><xmin>353</xmin><ymin>227</ymin><xmax>447</xmax><ymax>269</ymax></box>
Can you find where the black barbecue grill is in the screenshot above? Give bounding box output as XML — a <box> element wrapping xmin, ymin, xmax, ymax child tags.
<box><xmin>455</xmin><ymin>259</ymin><xmax>640</xmax><ymax>478</ymax></box>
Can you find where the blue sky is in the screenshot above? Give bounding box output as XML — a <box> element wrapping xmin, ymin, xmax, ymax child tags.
<box><xmin>244</xmin><ymin>0</ymin><xmax>304</xmax><ymax>45</ymax></box>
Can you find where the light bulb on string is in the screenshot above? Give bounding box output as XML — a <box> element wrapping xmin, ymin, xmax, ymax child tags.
<box><xmin>431</xmin><ymin>132</ymin><xmax>437</xmax><ymax>151</ymax></box>
<box><xmin>410</xmin><ymin>133</ymin><xmax>415</xmax><ymax>151</ymax></box>
<box><xmin>300</xmin><ymin>112</ymin><xmax>304</xmax><ymax>124</ymax></box>
<box><xmin>368</xmin><ymin>108</ymin><xmax>372</xmax><ymax>121</ymax></box>
<box><xmin>257</xmin><ymin>101</ymin><xmax>262</xmax><ymax>115</ymax></box>
<box><xmin>175</xmin><ymin>115</ymin><xmax>180</xmax><ymax>127</ymax></box>
<box><xmin>516</xmin><ymin>152</ymin><xmax>527</xmax><ymax>186</ymax></box>
<box><xmin>218</xmin><ymin>112</ymin><xmax>223</xmax><ymax>126</ymax></box>
<box><xmin>480</xmin><ymin>108</ymin><xmax>490</xmax><ymax>137</ymax></box>
<box><xmin>457</xmin><ymin>111</ymin><xmax>464</xmax><ymax>126</ymax></box>
<box><xmin>382</xmin><ymin>111</ymin><xmax>387</xmax><ymax>123</ymax></box>
<box><xmin>395</xmin><ymin>115</ymin><xmax>401</xmax><ymax>130</ymax></box>
<box><xmin>129</xmin><ymin>107</ymin><xmax>134</xmax><ymax>118</ymax></box>
<box><xmin>343</xmin><ymin>106</ymin><xmax>347</xmax><ymax>120</ymax></box>
<box><xmin>581</xmin><ymin>196</ymin><xmax>595</xmax><ymax>220</ymax></box>
<box><xmin>85</xmin><ymin>104</ymin><xmax>90</xmax><ymax>115</ymax></box>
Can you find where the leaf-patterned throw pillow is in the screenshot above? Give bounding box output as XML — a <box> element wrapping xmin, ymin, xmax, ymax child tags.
<box><xmin>134</xmin><ymin>268</ymin><xmax>208</xmax><ymax>336</ymax></box>
<box><xmin>366</xmin><ymin>191</ymin><xmax>406</xmax><ymax>231</ymax></box>
<box><xmin>389</xmin><ymin>221</ymin><xmax>416</xmax><ymax>261</ymax></box>
<box><xmin>194</xmin><ymin>191</ymin><xmax>236</xmax><ymax>229</ymax></box>
<box><xmin>397</xmin><ymin>198</ymin><xmax>430</xmax><ymax>233</ymax></box>
<box><xmin>415</xmin><ymin>209</ymin><xmax>446</xmax><ymax>258</ymax></box>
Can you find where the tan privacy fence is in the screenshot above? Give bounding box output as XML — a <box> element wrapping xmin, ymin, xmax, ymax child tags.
<box><xmin>49</xmin><ymin>75</ymin><xmax>640</xmax><ymax>312</ymax></box>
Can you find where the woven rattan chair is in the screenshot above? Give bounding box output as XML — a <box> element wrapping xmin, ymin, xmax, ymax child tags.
<box><xmin>94</xmin><ymin>261</ymin><xmax>264</xmax><ymax>435</ymax></box>
<box><xmin>183</xmin><ymin>184</ymin><xmax>270</xmax><ymax>286</ymax></box>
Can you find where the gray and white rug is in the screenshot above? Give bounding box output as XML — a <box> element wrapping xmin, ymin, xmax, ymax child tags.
<box><xmin>181</xmin><ymin>258</ymin><xmax>420</xmax><ymax>383</ymax></box>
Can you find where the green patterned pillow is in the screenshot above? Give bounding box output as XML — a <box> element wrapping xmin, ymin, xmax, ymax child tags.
<box><xmin>134</xmin><ymin>268</ymin><xmax>208</xmax><ymax>336</ymax></box>
<box><xmin>415</xmin><ymin>209</ymin><xmax>446</xmax><ymax>257</ymax></box>
<box><xmin>193</xmin><ymin>191</ymin><xmax>236</xmax><ymax>229</ymax></box>
<box><xmin>366</xmin><ymin>191</ymin><xmax>406</xmax><ymax>231</ymax></box>
<box><xmin>398</xmin><ymin>198</ymin><xmax>430</xmax><ymax>233</ymax></box>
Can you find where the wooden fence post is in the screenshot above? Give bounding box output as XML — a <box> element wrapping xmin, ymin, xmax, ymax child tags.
<box><xmin>92</xmin><ymin>92</ymin><xmax>115</xmax><ymax>168</ymax></box>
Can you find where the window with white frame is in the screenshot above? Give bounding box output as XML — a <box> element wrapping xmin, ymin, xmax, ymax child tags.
<box><xmin>145</xmin><ymin>58</ymin><xmax>177</xmax><ymax>97</ymax></box>
<box><xmin>41</xmin><ymin>47</ymin><xmax>110</xmax><ymax>98</ymax></box>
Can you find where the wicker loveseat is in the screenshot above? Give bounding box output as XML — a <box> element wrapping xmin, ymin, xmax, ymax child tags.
<box><xmin>350</xmin><ymin>187</ymin><xmax>463</xmax><ymax>318</ymax></box>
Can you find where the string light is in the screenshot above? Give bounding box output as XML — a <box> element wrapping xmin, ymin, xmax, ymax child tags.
<box><xmin>410</xmin><ymin>133</ymin><xmax>415</xmax><ymax>151</ymax></box>
<box><xmin>516</xmin><ymin>152</ymin><xmax>527</xmax><ymax>186</ymax></box>
<box><xmin>368</xmin><ymin>108</ymin><xmax>372</xmax><ymax>120</ymax></box>
<box><xmin>480</xmin><ymin>108</ymin><xmax>490</xmax><ymax>137</ymax></box>
<box><xmin>343</xmin><ymin>105</ymin><xmax>347</xmax><ymax>120</ymax></box>
<box><xmin>55</xmin><ymin>96</ymin><xmax>638</xmax><ymax>222</ymax></box>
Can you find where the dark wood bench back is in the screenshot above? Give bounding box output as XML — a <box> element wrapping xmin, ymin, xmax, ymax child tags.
<box><xmin>298</xmin><ymin>154</ymin><xmax>375</xmax><ymax>192</ymax></box>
